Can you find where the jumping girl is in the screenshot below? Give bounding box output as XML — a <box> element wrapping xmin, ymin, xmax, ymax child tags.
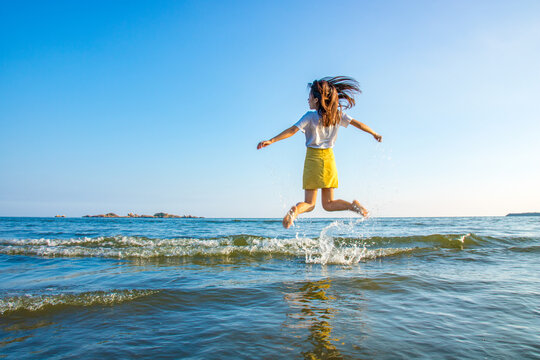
<box><xmin>257</xmin><ymin>76</ymin><xmax>382</xmax><ymax>228</ymax></box>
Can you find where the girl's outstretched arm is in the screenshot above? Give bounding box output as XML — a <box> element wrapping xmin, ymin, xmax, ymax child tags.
<box><xmin>257</xmin><ymin>126</ymin><xmax>299</xmax><ymax>149</ymax></box>
<box><xmin>350</xmin><ymin>119</ymin><xmax>382</xmax><ymax>142</ymax></box>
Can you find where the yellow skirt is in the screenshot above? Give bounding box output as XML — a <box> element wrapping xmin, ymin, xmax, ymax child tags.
<box><xmin>303</xmin><ymin>147</ymin><xmax>338</xmax><ymax>190</ymax></box>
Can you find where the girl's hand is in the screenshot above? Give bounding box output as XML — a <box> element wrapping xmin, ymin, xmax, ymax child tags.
<box><xmin>373</xmin><ymin>134</ymin><xmax>382</xmax><ymax>142</ymax></box>
<box><xmin>257</xmin><ymin>140</ymin><xmax>272</xmax><ymax>149</ymax></box>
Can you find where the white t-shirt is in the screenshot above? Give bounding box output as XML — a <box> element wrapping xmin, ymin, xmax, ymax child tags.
<box><xmin>293</xmin><ymin>111</ymin><xmax>353</xmax><ymax>149</ymax></box>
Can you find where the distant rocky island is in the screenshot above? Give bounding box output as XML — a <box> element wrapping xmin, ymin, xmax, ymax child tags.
<box><xmin>506</xmin><ymin>212</ymin><xmax>540</xmax><ymax>217</ymax></box>
<box><xmin>83</xmin><ymin>212</ymin><xmax>203</xmax><ymax>218</ymax></box>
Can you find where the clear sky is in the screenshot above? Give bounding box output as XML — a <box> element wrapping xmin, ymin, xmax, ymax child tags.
<box><xmin>1</xmin><ymin>0</ymin><xmax>539</xmax><ymax>217</ymax></box>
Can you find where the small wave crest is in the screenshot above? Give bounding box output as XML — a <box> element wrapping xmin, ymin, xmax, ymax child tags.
<box><xmin>0</xmin><ymin>289</ymin><xmax>158</xmax><ymax>315</ymax></box>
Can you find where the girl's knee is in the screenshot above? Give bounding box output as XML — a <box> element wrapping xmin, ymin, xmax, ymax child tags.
<box><xmin>322</xmin><ymin>201</ymin><xmax>333</xmax><ymax>211</ymax></box>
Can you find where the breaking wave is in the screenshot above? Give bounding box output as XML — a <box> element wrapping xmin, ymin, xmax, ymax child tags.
<box><xmin>0</xmin><ymin>227</ymin><xmax>499</xmax><ymax>265</ymax></box>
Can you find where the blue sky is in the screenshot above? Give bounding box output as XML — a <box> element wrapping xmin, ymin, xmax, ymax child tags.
<box><xmin>1</xmin><ymin>0</ymin><xmax>539</xmax><ymax>217</ymax></box>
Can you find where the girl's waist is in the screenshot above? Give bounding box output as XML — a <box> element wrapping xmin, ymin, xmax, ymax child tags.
<box><xmin>306</xmin><ymin>146</ymin><xmax>334</xmax><ymax>152</ymax></box>
<box><xmin>305</xmin><ymin>147</ymin><xmax>335</xmax><ymax>159</ymax></box>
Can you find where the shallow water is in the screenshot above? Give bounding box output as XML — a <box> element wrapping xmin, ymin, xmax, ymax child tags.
<box><xmin>1</xmin><ymin>216</ymin><xmax>540</xmax><ymax>359</ymax></box>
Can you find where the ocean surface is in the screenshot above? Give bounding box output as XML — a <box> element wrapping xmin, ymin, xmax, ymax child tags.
<box><xmin>1</xmin><ymin>216</ymin><xmax>539</xmax><ymax>359</ymax></box>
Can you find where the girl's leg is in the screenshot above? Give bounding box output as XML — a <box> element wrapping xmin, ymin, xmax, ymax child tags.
<box><xmin>283</xmin><ymin>190</ymin><xmax>317</xmax><ymax>228</ymax></box>
<box><xmin>321</xmin><ymin>188</ymin><xmax>368</xmax><ymax>216</ymax></box>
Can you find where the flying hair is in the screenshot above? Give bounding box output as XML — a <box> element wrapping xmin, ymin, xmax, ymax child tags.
<box><xmin>309</xmin><ymin>76</ymin><xmax>361</xmax><ymax>127</ymax></box>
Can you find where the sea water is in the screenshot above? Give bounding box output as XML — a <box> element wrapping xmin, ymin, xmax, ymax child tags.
<box><xmin>1</xmin><ymin>216</ymin><xmax>539</xmax><ymax>359</ymax></box>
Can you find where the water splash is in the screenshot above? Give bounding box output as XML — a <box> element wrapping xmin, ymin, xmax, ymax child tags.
<box><xmin>303</xmin><ymin>218</ymin><xmax>374</xmax><ymax>265</ymax></box>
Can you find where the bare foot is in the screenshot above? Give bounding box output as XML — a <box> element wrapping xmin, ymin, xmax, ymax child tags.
<box><xmin>282</xmin><ymin>206</ymin><xmax>297</xmax><ymax>229</ymax></box>
<box><xmin>351</xmin><ymin>200</ymin><xmax>369</xmax><ymax>217</ymax></box>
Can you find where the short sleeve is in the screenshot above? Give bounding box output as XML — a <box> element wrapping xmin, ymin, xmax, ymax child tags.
<box><xmin>293</xmin><ymin>112</ymin><xmax>312</xmax><ymax>133</ymax></box>
<box><xmin>340</xmin><ymin>112</ymin><xmax>353</xmax><ymax>127</ymax></box>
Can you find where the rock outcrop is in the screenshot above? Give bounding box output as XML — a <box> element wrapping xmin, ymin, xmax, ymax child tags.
<box><xmin>506</xmin><ymin>212</ymin><xmax>540</xmax><ymax>216</ymax></box>
<box><xmin>83</xmin><ymin>213</ymin><xmax>120</xmax><ymax>218</ymax></box>
<box><xmin>83</xmin><ymin>212</ymin><xmax>203</xmax><ymax>218</ymax></box>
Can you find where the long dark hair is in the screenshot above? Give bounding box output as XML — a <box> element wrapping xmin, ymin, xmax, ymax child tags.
<box><xmin>309</xmin><ymin>76</ymin><xmax>361</xmax><ymax>127</ymax></box>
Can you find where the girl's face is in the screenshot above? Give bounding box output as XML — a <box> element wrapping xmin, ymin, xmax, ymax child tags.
<box><xmin>308</xmin><ymin>92</ymin><xmax>318</xmax><ymax>109</ymax></box>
